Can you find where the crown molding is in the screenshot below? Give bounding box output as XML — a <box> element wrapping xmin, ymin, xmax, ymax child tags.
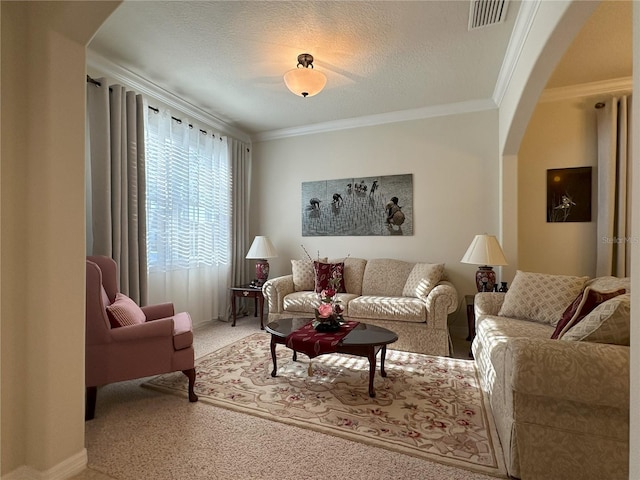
<box><xmin>252</xmin><ymin>98</ymin><xmax>497</xmax><ymax>142</ymax></box>
<box><xmin>492</xmin><ymin>0</ymin><xmax>541</xmax><ymax>107</ymax></box>
<box><xmin>86</xmin><ymin>51</ymin><xmax>252</xmax><ymax>144</ymax></box>
<box><xmin>539</xmin><ymin>77</ymin><xmax>633</xmax><ymax>103</ymax></box>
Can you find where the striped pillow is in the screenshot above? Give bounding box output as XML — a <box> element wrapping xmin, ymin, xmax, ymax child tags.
<box><xmin>106</xmin><ymin>292</ymin><xmax>146</xmax><ymax>328</ymax></box>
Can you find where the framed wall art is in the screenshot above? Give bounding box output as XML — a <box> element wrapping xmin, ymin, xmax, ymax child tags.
<box><xmin>546</xmin><ymin>167</ymin><xmax>592</xmax><ymax>222</ymax></box>
<box><xmin>302</xmin><ymin>173</ymin><xmax>413</xmax><ymax>236</ymax></box>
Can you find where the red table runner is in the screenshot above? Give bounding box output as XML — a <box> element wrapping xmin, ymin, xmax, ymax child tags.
<box><xmin>285</xmin><ymin>320</ymin><xmax>359</xmax><ymax>359</ymax></box>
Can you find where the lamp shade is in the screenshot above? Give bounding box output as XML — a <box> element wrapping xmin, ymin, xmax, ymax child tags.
<box><xmin>283</xmin><ymin>67</ymin><xmax>327</xmax><ymax>97</ymax></box>
<box><xmin>246</xmin><ymin>236</ymin><xmax>278</xmax><ymax>259</ymax></box>
<box><xmin>460</xmin><ymin>234</ymin><xmax>508</xmax><ymax>266</ymax></box>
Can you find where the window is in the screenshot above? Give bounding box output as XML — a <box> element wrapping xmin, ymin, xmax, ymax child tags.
<box><xmin>145</xmin><ymin>110</ymin><xmax>231</xmax><ymax>271</ymax></box>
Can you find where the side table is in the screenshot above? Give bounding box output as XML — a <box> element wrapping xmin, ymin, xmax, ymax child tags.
<box><xmin>231</xmin><ymin>285</ymin><xmax>265</xmax><ymax>329</ymax></box>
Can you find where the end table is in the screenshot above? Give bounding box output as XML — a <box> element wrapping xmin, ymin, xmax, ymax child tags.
<box><xmin>231</xmin><ymin>285</ymin><xmax>265</xmax><ymax>329</ymax></box>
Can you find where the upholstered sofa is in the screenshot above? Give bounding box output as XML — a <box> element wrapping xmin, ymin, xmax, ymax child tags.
<box><xmin>263</xmin><ymin>257</ymin><xmax>458</xmax><ymax>356</ymax></box>
<box><xmin>472</xmin><ymin>271</ymin><xmax>630</xmax><ymax>480</ymax></box>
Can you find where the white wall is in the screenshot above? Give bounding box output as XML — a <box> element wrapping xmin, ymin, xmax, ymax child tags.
<box><xmin>251</xmin><ymin>109</ymin><xmax>501</xmax><ymax>305</ymax></box>
<box><xmin>518</xmin><ymin>97</ymin><xmax>598</xmax><ymax>276</ymax></box>
<box><xmin>1</xmin><ymin>1</ymin><xmax>119</xmax><ymax>477</ymax></box>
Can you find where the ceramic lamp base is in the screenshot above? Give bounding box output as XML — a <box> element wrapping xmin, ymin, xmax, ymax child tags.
<box><xmin>254</xmin><ymin>259</ymin><xmax>270</xmax><ymax>286</ymax></box>
<box><xmin>475</xmin><ymin>266</ymin><xmax>496</xmax><ymax>292</ymax></box>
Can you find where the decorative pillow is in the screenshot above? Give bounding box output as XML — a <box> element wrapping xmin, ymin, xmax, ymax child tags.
<box><xmin>402</xmin><ymin>263</ymin><xmax>444</xmax><ymax>298</ymax></box>
<box><xmin>314</xmin><ymin>261</ymin><xmax>346</xmax><ymax>293</ymax></box>
<box><xmin>498</xmin><ymin>270</ymin><xmax>589</xmax><ymax>325</ymax></box>
<box><xmin>561</xmin><ymin>293</ymin><xmax>630</xmax><ymax>345</ymax></box>
<box><xmin>585</xmin><ymin>276</ymin><xmax>630</xmax><ymax>293</ymax></box>
<box><xmin>551</xmin><ymin>287</ymin><xmax>626</xmax><ymax>339</ymax></box>
<box><xmin>106</xmin><ymin>292</ymin><xmax>146</xmax><ymax>328</ymax></box>
<box><xmin>291</xmin><ymin>258</ymin><xmax>326</xmax><ymax>291</ymax></box>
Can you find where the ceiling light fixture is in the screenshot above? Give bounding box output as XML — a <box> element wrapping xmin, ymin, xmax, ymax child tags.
<box><xmin>283</xmin><ymin>53</ymin><xmax>327</xmax><ymax>98</ymax></box>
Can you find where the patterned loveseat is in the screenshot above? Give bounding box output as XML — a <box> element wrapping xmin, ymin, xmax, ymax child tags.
<box><xmin>472</xmin><ymin>271</ymin><xmax>630</xmax><ymax>480</ymax></box>
<box><xmin>263</xmin><ymin>257</ymin><xmax>458</xmax><ymax>356</ymax></box>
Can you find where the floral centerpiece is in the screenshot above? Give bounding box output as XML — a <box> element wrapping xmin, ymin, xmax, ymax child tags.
<box><xmin>301</xmin><ymin>245</ymin><xmax>348</xmax><ymax>332</ymax></box>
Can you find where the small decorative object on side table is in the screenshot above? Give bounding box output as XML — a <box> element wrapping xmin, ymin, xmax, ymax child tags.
<box><xmin>230</xmin><ymin>284</ymin><xmax>265</xmax><ymax>329</ymax></box>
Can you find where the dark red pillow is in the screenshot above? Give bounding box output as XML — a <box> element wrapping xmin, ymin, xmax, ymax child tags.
<box><xmin>314</xmin><ymin>261</ymin><xmax>346</xmax><ymax>293</ymax></box>
<box><xmin>551</xmin><ymin>287</ymin><xmax>626</xmax><ymax>339</ymax></box>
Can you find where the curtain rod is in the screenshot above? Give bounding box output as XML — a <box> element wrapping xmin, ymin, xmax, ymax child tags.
<box><xmin>86</xmin><ymin>75</ymin><xmax>220</xmax><ymax>138</ymax></box>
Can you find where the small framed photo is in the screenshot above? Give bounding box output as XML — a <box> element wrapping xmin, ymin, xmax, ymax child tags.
<box><xmin>546</xmin><ymin>167</ymin><xmax>592</xmax><ymax>222</ymax></box>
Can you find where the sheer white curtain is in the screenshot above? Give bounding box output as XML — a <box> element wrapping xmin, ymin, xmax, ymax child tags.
<box><xmin>145</xmin><ymin>109</ymin><xmax>232</xmax><ymax>324</ymax></box>
<box><xmin>596</xmin><ymin>95</ymin><xmax>633</xmax><ymax>277</ymax></box>
<box><xmin>86</xmin><ymin>78</ymin><xmax>147</xmax><ymax>304</ymax></box>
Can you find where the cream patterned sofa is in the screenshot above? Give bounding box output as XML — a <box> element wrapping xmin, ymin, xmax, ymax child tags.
<box><xmin>263</xmin><ymin>257</ymin><xmax>458</xmax><ymax>356</ymax></box>
<box><xmin>472</xmin><ymin>271</ymin><xmax>630</xmax><ymax>480</ymax></box>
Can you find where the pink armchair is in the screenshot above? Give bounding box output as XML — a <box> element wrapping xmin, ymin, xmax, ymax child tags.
<box><xmin>85</xmin><ymin>256</ymin><xmax>198</xmax><ymax>420</ymax></box>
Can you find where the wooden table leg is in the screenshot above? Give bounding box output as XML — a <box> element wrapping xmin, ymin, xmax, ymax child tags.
<box><xmin>231</xmin><ymin>292</ymin><xmax>237</xmax><ymax>327</ymax></box>
<box><xmin>380</xmin><ymin>345</ymin><xmax>388</xmax><ymax>378</ymax></box>
<box><xmin>258</xmin><ymin>294</ymin><xmax>264</xmax><ymax>330</ymax></box>
<box><xmin>270</xmin><ymin>336</ymin><xmax>278</xmax><ymax>377</ymax></box>
<box><xmin>367</xmin><ymin>347</ymin><xmax>376</xmax><ymax>398</ymax></box>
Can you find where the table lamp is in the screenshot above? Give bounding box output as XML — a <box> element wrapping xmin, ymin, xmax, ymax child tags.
<box><xmin>246</xmin><ymin>236</ymin><xmax>278</xmax><ymax>286</ymax></box>
<box><xmin>461</xmin><ymin>234</ymin><xmax>508</xmax><ymax>292</ymax></box>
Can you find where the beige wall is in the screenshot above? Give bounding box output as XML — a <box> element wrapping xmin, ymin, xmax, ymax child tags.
<box><xmin>1</xmin><ymin>1</ymin><xmax>118</xmax><ymax>476</ymax></box>
<box><xmin>251</xmin><ymin>110</ymin><xmax>501</xmax><ymax>302</ymax></box>
<box><xmin>629</xmin><ymin>3</ymin><xmax>639</xmax><ymax>477</ymax></box>
<box><xmin>518</xmin><ymin>98</ymin><xmax>598</xmax><ymax>276</ymax></box>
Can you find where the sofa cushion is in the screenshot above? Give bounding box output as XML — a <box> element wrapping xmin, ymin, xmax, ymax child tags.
<box><xmin>314</xmin><ymin>261</ymin><xmax>346</xmax><ymax>293</ymax></box>
<box><xmin>552</xmin><ymin>287</ymin><xmax>626</xmax><ymax>339</ymax></box>
<box><xmin>347</xmin><ymin>295</ymin><xmax>426</xmax><ymax>323</ymax></box>
<box><xmin>561</xmin><ymin>293</ymin><xmax>630</xmax><ymax>345</ymax></box>
<box><xmin>331</xmin><ymin>257</ymin><xmax>367</xmax><ymax>296</ymax></box>
<box><xmin>106</xmin><ymin>292</ymin><xmax>146</xmax><ymax>328</ymax></box>
<box><xmin>361</xmin><ymin>259</ymin><xmax>414</xmax><ymax>297</ymax></box>
<box><xmin>498</xmin><ymin>271</ymin><xmax>589</xmax><ymax>325</ymax></box>
<box><xmin>402</xmin><ymin>263</ymin><xmax>444</xmax><ymax>298</ymax></box>
<box><xmin>291</xmin><ymin>257</ymin><xmax>326</xmax><ymax>291</ymax></box>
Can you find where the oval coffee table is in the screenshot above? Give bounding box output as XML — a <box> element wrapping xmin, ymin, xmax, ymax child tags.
<box><xmin>265</xmin><ymin>318</ymin><xmax>398</xmax><ymax>398</ymax></box>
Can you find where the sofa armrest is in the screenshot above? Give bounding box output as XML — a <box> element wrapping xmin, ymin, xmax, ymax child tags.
<box><xmin>262</xmin><ymin>275</ymin><xmax>295</xmax><ymax>314</ymax></box>
<box><xmin>425</xmin><ymin>281</ymin><xmax>458</xmax><ymax>329</ymax></box>
<box><xmin>506</xmin><ymin>337</ymin><xmax>629</xmax><ymax>410</ymax></box>
<box><xmin>474</xmin><ymin>292</ymin><xmax>505</xmax><ymax>317</ymax></box>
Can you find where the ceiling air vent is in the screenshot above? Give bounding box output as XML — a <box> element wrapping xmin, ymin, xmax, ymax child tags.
<box><xmin>468</xmin><ymin>0</ymin><xmax>510</xmax><ymax>30</ymax></box>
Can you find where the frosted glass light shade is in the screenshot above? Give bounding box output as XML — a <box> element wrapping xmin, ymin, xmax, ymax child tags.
<box><xmin>283</xmin><ymin>67</ymin><xmax>327</xmax><ymax>97</ymax></box>
<box><xmin>246</xmin><ymin>236</ymin><xmax>278</xmax><ymax>259</ymax></box>
<box><xmin>460</xmin><ymin>234</ymin><xmax>508</xmax><ymax>266</ymax></box>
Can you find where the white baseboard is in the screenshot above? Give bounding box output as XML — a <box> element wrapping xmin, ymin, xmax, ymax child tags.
<box><xmin>3</xmin><ymin>449</ymin><xmax>87</xmax><ymax>480</ymax></box>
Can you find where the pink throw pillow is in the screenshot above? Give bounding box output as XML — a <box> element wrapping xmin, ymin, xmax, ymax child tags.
<box><xmin>106</xmin><ymin>292</ymin><xmax>146</xmax><ymax>328</ymax></box>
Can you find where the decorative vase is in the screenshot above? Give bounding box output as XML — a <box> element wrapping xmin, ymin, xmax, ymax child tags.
<box><xmin>475</xmin><ymin>266</ymin><xmax>496</xmax><ymax>292</ymax></box>
<box><xmin>313</xmin><ymin>309</ymin><xmax>343</xmax><ymax>332</ymax></box>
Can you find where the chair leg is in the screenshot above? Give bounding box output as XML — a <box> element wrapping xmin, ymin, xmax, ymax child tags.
<box><xmin>182</xmin><ymin>368</ymin><xmax>198</xmax><ymax>402</ymax></box>
<box><xmin>86</xmin><ymin>386</ymin><xmax>97</xmax><ymax>421</ymax></box>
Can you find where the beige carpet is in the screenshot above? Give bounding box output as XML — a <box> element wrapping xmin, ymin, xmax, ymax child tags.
<box><xmin>143</xmin><ymin>332</ymin><xmax>506</xmax><ymax>478</ymax></box>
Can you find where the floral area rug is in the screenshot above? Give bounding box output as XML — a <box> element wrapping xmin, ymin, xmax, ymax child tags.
<box><xmin>143</xmin><ymin>333</ymin><xmax>506</xmax><ymax>477</ymax></box>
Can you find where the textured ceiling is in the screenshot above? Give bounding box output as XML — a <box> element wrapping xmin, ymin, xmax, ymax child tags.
<box><xmin>88</xmin><ymin>1</ymin><xmax>631</xmax><ymax>138</ymax></box>
<box><xmin>546</xmin><ymin>0</ymin><xmax>632</xmax><ymax>89</ymax></box>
